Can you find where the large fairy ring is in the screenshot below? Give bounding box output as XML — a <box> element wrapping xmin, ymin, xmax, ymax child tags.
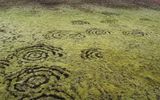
<box><xmin>71</xmin><ymin>20</ymin><xmax>90</xmax><ymax>25</ymax></box>
<box><xmin>7</xmin><ymin>44</ymin><xmax>66</xmax><ymax>63</ymax></box>
<box><xmin>81</xmin><ymin>48</ymin><xmax>104</xmax><ymax>60</ymax></box>
<box><xmin>86</xmin><ymin>28</ymin><xmax>111</xmax><ymax>35</ymax></box>
<box><xmin>122</xmin><ymin>29</ymin><xmax>148</xmax><ymax>37</ymax></box>
<box><xmin>69</xmin><ymin>33</ymin><xmax>86</xmax><ymax>40</ymax></box>
<box><xmin>43</xmin><ymin>30</ymin><xmax>68</xmax><ymax>40</ymax></box>
<box><xmin>5</xmin><ymin>65</ymin><xmax>75</xmax><ymax>100</ymax></box>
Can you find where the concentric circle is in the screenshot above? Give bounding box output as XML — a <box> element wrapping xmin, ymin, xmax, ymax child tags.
<box><xmin>69</xmin><ymin>33</ymin><xmax>86</xmax><ymax>40</ymax></box>
<box><xmin>81</xmin><ymin>48</ymin><xmax>104</xmax><ymax>60</ymax></box>
<box><xmin>122</xmin><ymin>29</ymin><xmax>148</xmax><ymax>36</ymax></box>
<box><xmin>7</xmin><ymin>44</ymin><xmax>66</xmax><ymax>63</ymax></box>
<box><xmin>43</xmin><ymin>30</ymin><xmax>68</xmax><ymax>39</ymax></box>
<box><xmin>71</xmin><ymin>20</ymin><xmax>90</xmax><ymax>25</ymax></box>
<box><xmin>22</xmin><ymin>50</ymin><xmax>49</xmax><ymax>61</ymax></box>
<box><xmin>5</xmin><ymin>65</ymin><xmax>73</xmax><ymax>100</ymax></box>
<box><xmin>86</xmin><ymin>28</ymin><xmax>111</xmax><ymax>35</ymax></box>
<box><xmin>100</xmin><ymin>19</ymin><xmax>118</xmax><ymax>24</ymax></box>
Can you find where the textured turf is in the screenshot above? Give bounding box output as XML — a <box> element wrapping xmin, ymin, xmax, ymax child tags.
<box><xmin>0</xmin><ymin>4</ymin><xmax>160</xmax><ymax>100</ymax></box>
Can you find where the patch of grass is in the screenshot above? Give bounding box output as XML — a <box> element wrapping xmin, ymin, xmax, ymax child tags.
<box><xmin>0</xmin><ymin>4</ymin><xmax>160</xmax><ymax>100</ymax></box>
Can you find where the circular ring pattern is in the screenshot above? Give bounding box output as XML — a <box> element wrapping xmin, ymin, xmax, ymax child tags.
<box><xmin>43</xmin><ymin>30</ymin><xmax>68</xmax><ymax>39</ymax></box>
<box><xmin>5</xmin><ymin>65</ymin><xmax>73</xmax><ymax>100</ymax></box>
<box><xmin>71</xmin><ymin>20</ymin><xmax>90</xmax><ymax>25</ymax></box>
<box><xmin>86</xmin><ymin>28</ymin><xmax>111</xmax><ymax>35</ymax></box>
<box><xmin>7</xmin><ymin>44</ymin><xmax>66</xmax><ymax>63</ymax></box>
<box><xmin>122</xmin><ymin>29</ymin><xmax>148</xmax><ymax>36</ymax></box>
<box><xmin>81</xmin><ymin>48</ymin><xmax>104</xmax><ymax>60</ymax></box>
<box><xmin>69</xmin><ymin>33</ymin><xmax>86</xmax><ymax>40</ymax></box>
<box><xmin>100</xmin><ymin>19</ymin><xmax>118</xmax><ymax>24</ymax></box>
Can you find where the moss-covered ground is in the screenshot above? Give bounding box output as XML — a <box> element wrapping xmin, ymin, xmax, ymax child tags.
<box><xmin>0</xmin><ymin>4</ymin><xmax>160</xmax><ymax>100</ymax></box>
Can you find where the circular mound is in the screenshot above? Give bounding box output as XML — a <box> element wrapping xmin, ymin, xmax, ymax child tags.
<box><xmin>0</xmin><ymin>60</ymin><xmax>10</xmax><ymax>76</ymax></box>
<box><xmin>81</xmin><ymin>48</ymin><xmax>104</xmax><ymax>60</ymax></box>
<box><xmin>71</xmin><ymin>20</ymin><xmax>90</xmax><ymax>25</ymax></box>
<box><xmin>86</xmin><ymin>28</ymin><xmax>111</xmax><ymax>35</ymax></box>
<box><xmin>5</xmin><ymin>65</ymin><xmax>74</xmax><ymax>100</ymax></box>
<box><xmin>43</xmin><ymin>30</ymin><xmax>68</xmax><ymax>40</ymax></box>
<box><xmin>7</xmin><ymin>44</ymin><xmax>66</xmax><ymax>63</ymax></box>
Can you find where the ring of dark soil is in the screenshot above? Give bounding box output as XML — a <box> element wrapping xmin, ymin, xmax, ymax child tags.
<box><xmin>5</xmin><ymin>65</ymin><xmax>74</xmax><ymax>100</ymax></box>
<box><xmin>86</xmin><ymin>28</ymin><xmax>111</xmax><ymax>35</ymax></box>
<box><xmin>81</xmin><ymin>48</ymin><xmax>104</xmax><ymax>60</ymax></box>
<box><xmin>43</xmin><ymin>30</ymin><xmax>68</xmax><ymax>40</ymax></box>
<box><xmin>69</xmin><ymin>33</ymin><xmax>86</xmax><ymax>40</ymax></box>
<box><xmin>71</xmin><ymin>20</ymin><xmax>90</xmax><ymax>25</ymax></box>
<box><xmin>122</xmin><ymin>29</ymin><xmax>148</xmax><ymax>36</ymax></box>
<box><xmin>100</xmin><ymin>19</ymin><xmax>118</xmax><ymax>24</ymax></box>
<box><xmin>7</xmin><ymin>44</ymin><xmax>66</xmax><ymax>63</ymax></box>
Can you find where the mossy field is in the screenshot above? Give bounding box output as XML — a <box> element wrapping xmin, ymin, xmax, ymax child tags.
<box><xmin>0</xmin><ymin>4</ymin><xmax>160</xmax><ymax>100</ymax></box>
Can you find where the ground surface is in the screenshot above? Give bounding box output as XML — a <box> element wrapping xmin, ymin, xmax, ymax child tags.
<box><xmin>0</xmin><ymin>4</ymin><xmax>160</xmax><ymax>100</ymax></box>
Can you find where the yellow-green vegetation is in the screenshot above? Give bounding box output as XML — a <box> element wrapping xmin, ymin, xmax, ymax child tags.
<box><xmin>0</xmin><ymin>4</ymin><xmax>160</xmax><ymax>100</ymax></box>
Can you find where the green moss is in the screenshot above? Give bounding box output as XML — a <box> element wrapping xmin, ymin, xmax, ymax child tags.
<box><xmin>0</xmin><ymin>4</ymin><xmax>160</xmax><ymax>100</ymax></box>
